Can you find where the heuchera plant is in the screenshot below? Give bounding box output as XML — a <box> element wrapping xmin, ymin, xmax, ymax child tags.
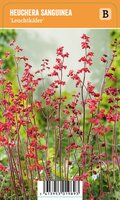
<box><xmin>0</xmin><ymin>34</ymin><xmax>120</xmax><ymax>200</ymax></box>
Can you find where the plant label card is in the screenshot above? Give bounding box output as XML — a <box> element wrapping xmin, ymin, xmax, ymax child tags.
<box><xmin>0</xmin><ymin>0</ymin><xmax>120</xmax><ymax>200</ymax></box>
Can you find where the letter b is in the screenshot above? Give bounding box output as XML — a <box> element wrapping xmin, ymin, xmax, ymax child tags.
<box><xmin>103</xmin><ymin>10</ymin><xmax>109</xmax><ymax>18</ymax></box>
<box><xmin>99</xmin><ymin>8</ymin><xmax>112</xmax><ymax>20</ymax></box>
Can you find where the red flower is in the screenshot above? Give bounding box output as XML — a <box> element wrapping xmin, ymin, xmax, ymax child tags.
<box><xmin>48</xmin><ymin>70</ymin><xmax>58</xmax><ymax>77</ymax></box>
<box><xmin>68</xmin><ymin>70</ymin><xmax>74</xmax><ymax>77</ymax></box>
<box><xmin>15</xmin><ymin>45</ymin><xmax>23</xmax><ymax>52</ymax></box>
<box><xmin>77</xmin><ymin>67</ymin><xmax>90</xmax><ymax>74</ymax></box>
<box><xmin>81</xmin><ymin>34</ymin><xmax>90</xmax><ymax>42</ymax></box>
<box><xmin>89</xmin><ymin>118</ymin><xmax>100</xmax><ymax>125</ymax></box>
<box><xmin>30</xmin><ymin>140</ymin><xmax>37</xmax><ymax>147</ymax></box>
<box><xmin>37</xmin><ymin>145</ymin><xmax>48</xmax><ymax>150</ymax></box>
<box><xmin>87</xmin><ymin>52</ymin><xmax>94</xmax><ymax>56</ymax></box>
<box><xmin>68</xmin><ymin>133</ymin><xmax>73</xmax><ymax>137</ymax></box>
<box><xmin>56</xmin><ymin>46</ymin><xmax>64</xmax><ymax>56</ymax></box>
<box><xmin>10</xmin><ymin>39</ymin><xmax>16</xmax><ymax>46</ymax></box>
<box><xmin>81</xmin><ymin>42</ymin><xmax>90</xmax><ymax>49</ymax></box>
<box><xmin>0</xmin><ymin>163</ymin><xmax>7</xmax><ymax>172</ymax></box>
<box><xmin>78</xmin><ymin>57</ymin><xmax>92</xmax><ymax>66</ymax></box>
<box><xmin>101</xmin><ymin>57</ymin><xmax>107</xmax><ymax>63</ymax></box>
<box><xmin>68</xmin><ymin>161</ymin><xmax>72</xmax><ymax>165</ymax></box>
<box><xmin>87</xmin><ymin>98</ymin><xmax>100</xmax><ymax>114</ymax></box>
<box><xmin>26</xmin><ymin>153</ymin><xmax>37</xmax><ymax>159</ymax></box>
<box><xmin>62</xmin><ymin>109</ymin><xmax>70</xmax><ymax>114</ymax></box>
<box><xmin>4</xmin><ymin>52</ymin><xmax>10</xmax><ymax>58</ymax></box>
<box><xmin>55</xmin><ymin>80</ymin><xmax>65</xmax><ymax>86</ymax></box>
<box><xmin>63</xmin><ymin>121</ymin><xmax>70</xmax><ymax>129</ymax></box>
<box><xmin>29</xmin><ymin>162</ymin><xmax>43</xmax><ymax>171</ymax></box>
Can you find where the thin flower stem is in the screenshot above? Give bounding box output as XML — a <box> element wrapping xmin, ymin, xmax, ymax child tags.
<box><xmin>103</xmin><ymin>135</ymin><xmax>111</xmax><ymax>191</ymax></box>
<box><xmin>81</xmin><ymin>48</ymin><xmax>87</xmax><ymax>144</ymax></box>
<box><xmin>2</xmin><ymin>84</ymin><xmax>19</xmax><ymax>199</ymax></box>
<box><xmin>28</xmin><ymin>116</ymin><xmax>47</xmax><ymax>179</ymax></box>
<box><xmin>6</xmin><ymin>145</ymin><xmax>19</xmax><ymax>200</ymax></box>
<box><xmin>81</xmin><ymin>48</ymin><xmax>87</xmax><ymax>177</ymax></box>
<box><xmin>64</xmin><ymin>158</ymin><xmax>67</xmax><ymax>180</ymax></box>
<box><xmin>20</xmin><ymin>142</ymin><xmax>32</xmax><ymax>199</ymax></box>
<box><xmin>16</xmin><ymin>115</ymin><xmax>27</xmax><ymax>200</ymax></box>
<box><xmin>17</xmin><ymin>140</ymin><xmax>27</xmax><ymax>199</ymax></box>
<box><xmin>13</xmin><ymin>55</ymin><xmax>22</xmax><ymax>91</ymax></box>
<box><xmin>31</xmin><ymin>103</ymin><xmax>41</xmax><ymax>180</ymax></box>
<box><xmin>72</xmin><ymin>136</ymin><xmax>81</xmax><ymax>175</ymax></box>
<box><xmin>66</xmin><ymin>137</ymin><xmax>70</xmax><ymax>181</ymax></box>
<box><xmin>97</xmin><ymin>56</ymin><xmax>114</xmax><ymax>113</ymax></box>
<box><xmin>54</xmin><ymin>128</ymin><xmax>57</xmax><ymax>180</ymax></box>
<box><xmin>59</xmin><ymin>58</ymin><xmax>64</xmax><ymax>180</ymax></box>
<box><xmin>41</xmin><ymin>71</ymin><xmax>50</xmax><ymax>163</ymax></box>
<box><xmin>96</xmin><ymin>134</ymin><xmax>103</xmax><ymax>196</ymax></box>
<box><xmin>87</xmin><ymin>123</ymin><xmax>93</xmax><ymax>144</ymax></box>
<box><xmin>112</xmin><ymin>102</ymin><xmax>118</xmax><ymax>186</ymax></box>
<box><xmin>8</xmin><ymin>148</ymin><xmax>22</xmax><ymax>187</ymax></box>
